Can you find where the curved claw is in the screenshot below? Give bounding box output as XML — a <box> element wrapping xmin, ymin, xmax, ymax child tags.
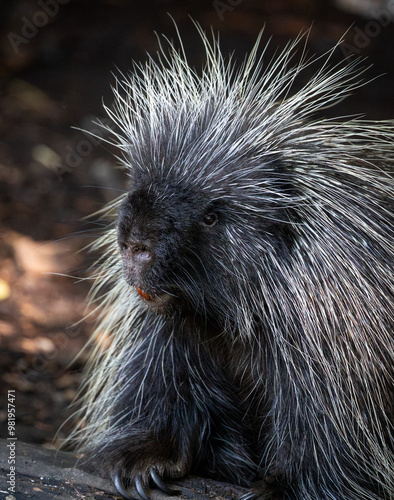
<box><xmin>239</xmin><ymin>492</ymin><xmax>259</xmax><ymax>500</ymax></box>
<box><xmin>114</xmin><ymin>472</ymin><xmax>137</xmax><ymax>500</ymax></box>
<box><xmin>150</xmin><ymin>468</ymin><xmax>179</xmax><ymax>495</ymax></box>
<box><xmin>238</xmin><ymin>489</ymin><xmax>260</xmax><ymax>500</ymax></box>
<box><xmin>135</xmin><ymin>474</ymin><xmax>151</xmax><ymax>500</ymax></box>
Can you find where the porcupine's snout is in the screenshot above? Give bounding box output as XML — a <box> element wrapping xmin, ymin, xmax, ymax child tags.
<box><xmin>117</xmin><ymin>190</ymin><xmax>177</xmax><ymax>306</ymax></box>
<box><xmin>120</xmin><ymin>237</ymin><xmax>155</xmax><ymax>281</ymax></box>
<box><xmin>118</xmin><ymin>232</ymin><xmax>159</xmax><ymax>302</ymax></box>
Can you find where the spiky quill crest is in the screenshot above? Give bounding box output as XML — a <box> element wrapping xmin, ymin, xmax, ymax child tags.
<box><xmin>71</xmin><ymin>25</ymin><xmax>393</xmax><ymax>500</ymax></box>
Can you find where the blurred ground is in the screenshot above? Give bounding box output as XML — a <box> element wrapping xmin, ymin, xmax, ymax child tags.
<box><xmin>0</xmin><ymin>0</ymin><xmax>393</xmax><ymax>450</ymax></box>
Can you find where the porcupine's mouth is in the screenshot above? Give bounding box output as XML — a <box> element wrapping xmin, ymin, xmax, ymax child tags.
<box><xmin>136</xmin><ymin>285</ymin><xmax>171</xmax><ymax>311</ymax></box>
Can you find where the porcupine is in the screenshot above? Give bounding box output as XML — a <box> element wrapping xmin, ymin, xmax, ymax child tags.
<box><xmin>71</xmin><ymin>25</ymin><xmax>394</xmax><ymax>500</ymax></box>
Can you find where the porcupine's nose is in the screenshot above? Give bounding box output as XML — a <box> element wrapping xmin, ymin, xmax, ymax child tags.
<box><xmin>129</xmin><ymin>240</ymin><xmax>154</xmax><ymax>267</ymax></box>
<box><xmin>120</xmin><ymin>238</ymin><xmax>155</xmax><ymax>281</ymax></box>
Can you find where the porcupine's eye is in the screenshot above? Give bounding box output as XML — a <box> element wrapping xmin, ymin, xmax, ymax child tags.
<box><xmin>201</xmin><ymin>213</ymin><xmax>218</xmax><ymax>227</ymax></box>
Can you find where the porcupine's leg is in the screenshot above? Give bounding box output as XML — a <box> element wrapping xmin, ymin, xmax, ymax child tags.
<box><xmin>105</xmin><ymin>318</ymin><xmax>256</xmax><ymax>500</ymax></box>
<box><xmin>239</xmin><ymin>373</ymin><xmax>389</xmax><ymax>500</ymax></box>
<box><xmin>106</xmin><ymin>330</ymin><xmax>196</xmax><ymax>499</ymax></box>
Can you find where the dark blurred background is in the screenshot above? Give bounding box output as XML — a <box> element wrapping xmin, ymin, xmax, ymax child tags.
<box><xmin>0</xmin><ymin>0</ymin><xmax>393</xmax><ymax>449</ymax></box>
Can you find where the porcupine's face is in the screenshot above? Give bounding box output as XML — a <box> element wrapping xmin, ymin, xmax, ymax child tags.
<box><xmin>117</xmin><ymin>177</ymin><xmax>231</xmax><ymax>319</ymax></box>
<box><xmin>117</xmin><ymin>160</ymin><xmax>297</xmax><ymax>324</ymax></box>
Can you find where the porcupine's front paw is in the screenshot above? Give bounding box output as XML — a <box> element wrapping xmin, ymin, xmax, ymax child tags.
<box><xmin>114</xmin><ymin>461</ymin><xmax>185</xmax><ymax>500</ymax></box>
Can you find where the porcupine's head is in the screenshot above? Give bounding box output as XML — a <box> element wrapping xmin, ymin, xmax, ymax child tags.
<box><xmin>110</xmin><ymin>29</ymin><xmax>316</xmax><ymax>329</ymax></box>
<box><xmin>116</xmin><ymin>142</ymin><xmax>296</xmax><ymax>324</ymax></box>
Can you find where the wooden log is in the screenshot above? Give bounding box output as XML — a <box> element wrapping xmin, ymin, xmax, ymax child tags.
<box><xmin>0</xmin><ymin>439</ymin><xmax>246</xmax><ymax>500</ymax></box>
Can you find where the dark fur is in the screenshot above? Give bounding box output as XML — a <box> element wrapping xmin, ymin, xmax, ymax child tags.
<box><xmin>87</xmin><ymin>157</ymin><xmax>393</xmax><ymax>500</ymax></box>
<box><xmin>77</xmin><ymin>31</ymin><xmax>394</xmax><ymax>500</ymax></box>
